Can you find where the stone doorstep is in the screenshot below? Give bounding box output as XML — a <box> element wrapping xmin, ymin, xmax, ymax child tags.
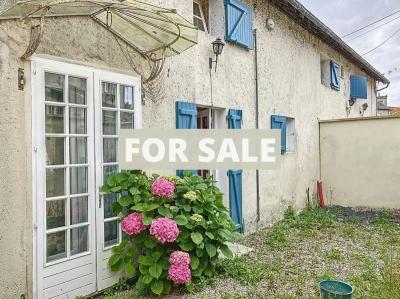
<box><xmin>224</xmin><ymin>242</ymin><xmax>254</xmax><ymax>257</ymax></box>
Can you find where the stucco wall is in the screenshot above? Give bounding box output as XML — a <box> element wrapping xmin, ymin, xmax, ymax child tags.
<box><xmin>320</xmin><ymin>117</ymin><xmax>400</xmax><ymax>208</ymax></box>
<box><xmin>0</xmin><ymin>0</ymin><xmax>382</xmax><ymax>297</ymax></box>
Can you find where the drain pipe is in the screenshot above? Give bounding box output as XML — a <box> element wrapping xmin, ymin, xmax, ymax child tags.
<box><xmin>376</xmin><ymin>82</ymin><xmax>390</xmax><ymax>116</ymax></box>
<box><xmin>377</xmin><ymin>82</ymin><xmax>390</xmax><ymax>92</ymax></box>
<box><xmin>254</xmin><ymin>29</ymin><xmax>261</xmax><ymax>224</ymax></box>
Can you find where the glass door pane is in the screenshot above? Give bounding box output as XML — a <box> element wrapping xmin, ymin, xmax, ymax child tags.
<box><xmin>44</xmin><ymin>73</ymin><xmax>90</xmax><ymax>263</ymax></box>
<box><xmin>101</xmin><ymin>82</ymin><xmax>136</xmax><ymax>248</ymax></box>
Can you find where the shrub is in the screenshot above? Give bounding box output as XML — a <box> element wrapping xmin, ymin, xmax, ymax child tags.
<box><xmin>101</xmin><ymin>170</ymin><xmax>236</xmax><ymax>296</ymax></box>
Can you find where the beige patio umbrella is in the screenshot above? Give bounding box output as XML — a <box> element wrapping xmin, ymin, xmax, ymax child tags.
<box><xmin>0</xmin><ymin>0</ymin><xmax>198</xmax><ymax>81</ymax></box>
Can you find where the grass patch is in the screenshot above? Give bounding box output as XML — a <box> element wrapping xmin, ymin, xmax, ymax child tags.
<box><xmin>264</xmin><ymin>223</ymin><xmax>288</xmax><ymax>249</ymax></box>
<box><xmin>97</xmin><ymin>206</ymin><xmax>400</xmax><ymax>299</ymax></box>
<box><xmin>219</xmin><ymin>257</ymin><xmax>272</xmax><ymax>285</ymax></box>
<box><xmin>371</xmin><ymin>210</ymin><xmax>391</xmax><ymax>225</ymax></box>
<box><xmin>325</xmin><ymin>247</ymin><xmax>343</xmax><ymax>262</ymax></box>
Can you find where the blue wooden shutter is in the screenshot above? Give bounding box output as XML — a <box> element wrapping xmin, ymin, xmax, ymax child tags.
<box><xmin>227</xmin><ymin>109</ymin><xmax>243</xmax><ymax>233</ymax></box>
<box><xmin>224</xmin><ymin>0</ymin><xmax>253</xmax><ymax>49</ymax></box>
<box><xmin>330</xmin><ymin>60</ymin><xmax>340</xmax><ymax>90</ymax></box>
<box><xmin>176</xmin><ymin>101</ymin><xmax>197</xmax><ymax>177</ymax></box>
<box><xmin>350</xmin><ymin>75</ymin><xmax>368</xmax><ymax>99</ymax></box>
<box><xmin>271</xmin><ymin>115</ymin><xmax>286</xmax><ymax>154</ymax></box>
<box><xmin>176</xmin><ymin>101</ymin><xmax>197</xmax><ymax>129</ymax></box>
<box><xmin>227</xmin><ymin>109</ymin><xmax>243</xmax><ymax>129</ymax></box>
<box><xmin>228</xmin><ymin>170</ymin><xmax>243</xmax><ymax>233</ymax></box>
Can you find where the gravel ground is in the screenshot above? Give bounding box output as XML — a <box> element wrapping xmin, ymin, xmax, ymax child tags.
<box><xmin>100</xmin><ymin>206</ymin><xmax>400</xmax><ymax>299</ymax></box>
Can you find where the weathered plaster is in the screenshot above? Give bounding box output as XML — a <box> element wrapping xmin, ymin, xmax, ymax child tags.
<box><xmin>0</xmin><ymin>0</ymin><xmax>383</xmax><ymax>297</ymax></box>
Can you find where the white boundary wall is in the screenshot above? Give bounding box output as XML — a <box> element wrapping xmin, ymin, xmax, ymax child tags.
<box><xmin>320</xmin><ymin>116</ymin><xmax>400</xmax><ymax>209</ymax></box>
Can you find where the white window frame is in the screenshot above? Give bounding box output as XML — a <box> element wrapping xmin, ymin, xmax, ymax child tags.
<box><xmin>31</xmin><ymin>56</ymin><xmax>142</xmax><ymax>299</ymax></box>
<box><xmin>193</xmin><ymin>0</ymin><xmax>207</xmax><ymax>32</ymax></box>
<box><xmin>285</xmin><ymin>117</ymin><xmax>296</xmax><ymax>153</ymax></box>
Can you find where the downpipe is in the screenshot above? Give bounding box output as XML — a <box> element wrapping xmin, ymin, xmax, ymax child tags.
<box><xmin>376</xmin><ymin>82</ymin><xmax>390</xmax><ymax>116</ymax></box>
<box><xmin>254</xmin><ymin>29</ymin><xmax>261</xmax><ymax>224</ymax></box>
<box><xmin>377</xmin><ymin>82</ymin><xmax>390</xmax><ymax>92</ymax></box>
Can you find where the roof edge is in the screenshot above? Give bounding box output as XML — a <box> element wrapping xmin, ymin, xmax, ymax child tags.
<box><xmin>270</xmin><ymin>0</ymin><xmax>390</xmax><ymax>84</ymax></box>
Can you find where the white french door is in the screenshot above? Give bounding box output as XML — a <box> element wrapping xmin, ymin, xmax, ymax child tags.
<box><xmin>94</xmin><ymin>69</ymin><xmax>142</xmax><ymax>291</ymax></box>
<box><xmin>32</xmin><ymin>58</ymin><xmax>141</xmax><ymax>299</ymax></box>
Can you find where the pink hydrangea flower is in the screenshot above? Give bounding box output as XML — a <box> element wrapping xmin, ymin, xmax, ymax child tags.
<box><xmin>168</xmin><ymin>264</ymin><xmax>191</xmax><ymax>285</ymax></box>
<box><xmin>121</xmin><ymin>212</ymin><xmax>147</xmax><ymax>235</ymax></box>
<box><xmin>151</xmin><ymin>178</ymin><xmax>175</xmax><ymax>198</ymax></box>
<box><xmin>149</xmin><ymin>217</ymin><xmax>179</xmax><ymax>244</ymax></box>
<box><xmin>169</xmin><ymin>251</ymin><xmax>190</xmax><ymax>267</ymax></box>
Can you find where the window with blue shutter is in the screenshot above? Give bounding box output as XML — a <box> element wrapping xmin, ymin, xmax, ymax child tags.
<box><xmin>350</xmin><ymin>75</ymin><xmax>368</xmax><ymax>99</ymax></box>
<box><xmin>227</xmin><ymin>108</ymin><xmax>243</xmax><ymax>233</ymax></box>
<box><xmin>224</xmin><ymin>0</ymin><xmax>253</xmax><ymax>49</ymax></box>
<box><xmin>271</xmin><ymin>115</ymin><xmax>286</xmax><ymax>154</ymax></box>
<box><xmin>176</xmin><ymin>101</ymin><xmax>197</xmax><ymax>177</ymax></box>
<box><xmin>330</xmin><ymin>60</ymin><xmax>340</xmax><ymax>90</ymax></box>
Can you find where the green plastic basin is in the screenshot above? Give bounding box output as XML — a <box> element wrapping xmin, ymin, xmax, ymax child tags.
<box><xmin>320</xmin><ymin>280</ymin><xmax>353</xmax><ymax>299</ymax></box>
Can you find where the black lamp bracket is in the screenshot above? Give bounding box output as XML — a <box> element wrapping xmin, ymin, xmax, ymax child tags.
<box><xmin>209</xmin><ymin>56</ymin><xmax>219</xmax><ymax>72</ymax></box>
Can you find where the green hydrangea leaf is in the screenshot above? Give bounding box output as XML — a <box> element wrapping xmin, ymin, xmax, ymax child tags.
<box><xmin>129</xmin><ymin>187</ymin><xmax>140</xmax><ymax>195</ymax></box>
<box><xmin>205</xmin><ymin>242</ymin><xmax>217</xmax><ymax>257</ymax></box>
<box><xmin>151</xmin><ymin>280</ymin><xmax>163</xmax><ymax>295</ymax></box>
<box><xmin>174</xmin><ymin>215</ymin><xmax>188</xmax><ymax>225</ymax></box>
<box><xmin>118</xmin><ymin>195</ymin><xmax>131</xmax><ymax>207</ymax></box>
<box><xmin>190</xmin><ymin>255</ymin><xmax>199</xmax><ymax>270</ymax></box>
<box><xmin>138</xmin><ymin>255</ymin><xmax>153</xmax><ymax>266</ymax></box>
<box><xmin>192</xmin><ymin>206</ymin><xmax>203</xmax><ymax>214</ymax></box>
<box><xmin>142</xmin><ymin>213</ymin><xmax>153</xmax><ymax>225</ymax></box>
<box><xmin>158</xmin><ymin>206</ymin><xmax>173</xmax><ymax>218</ymax></box>
<box><xmin>179</xmin><ymin>242</ymin><xmax>194</xmax><ymax>251</ymax></box>
<box><xmin>163</xmin><ymin>280</ymin><xmax>172</xmax><ymax>294</ymax></box>
<box><xmin>186</xmin><ymin>281</ymin><xmax>194</xmax><ymax>293</ymax></box>
<box><xmin>191</xmin><ymin>232</ymin><xmax>203</xmax><ymax>245</ymax></box>
<box><xmin>218</xmin><ymin>229</ymin><xmax>233</xmax><ymax>240</ymax></box>
<box><xmin>196</xmin><ymin>248</ymin><xmax>204</xmax><ymax>257</ymax></box>
<box><xmin>220</xmin><ymin>244</ymin><xmax>234</xmax><ymax>259</ymax></box>
<box><xmin>108</xmin><ymin>254</ymin><xmax>121</xmax><ymax>267</ymax></box>
<box><xmin>196</xmin><ymin>183</ymin><xmax>207</xmax><ymax>190</ymax></box>
<box><xmin>124</xmin><ymin>261</ymin><xmax>136</xmax><ymax>277</ymax></box>
<box><xmin>144</xmin><ymin>237</ymin><xmax>157</xmax><ymax>249</ymax></box>
<box><xmin>142</xmin><ymin>274</ymin><xmax>153</xmax><ymax>284</ymax></box>
<box><xmin>139</xmin><ymin>264</ymin><xmax>148</xmax><ymax>274</ymax></box>
<box><xmin>149</xmin><ymin>263</ymin><xmax>162</xmax><ymax>279</ymax></box>
<box><xmin>205</xmin><ymin>232</ymin><xmax>214</xmax><ymax>239</ymax></box>
<box><xmin>145</xmin><ymin>203</ymin><xmax>160</xmax><ymax>212</ymax></box>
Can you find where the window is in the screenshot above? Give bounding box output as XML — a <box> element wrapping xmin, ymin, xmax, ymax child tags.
<box><xmin>285</xmin><ymin>117</ymin><xmax>296</xmax><ymax>153</ymax></box>
<box><xmin>320</xmin><ymin>55</ymin><xmax>340</xmax><ymax>91</ymax></box>
<box><xmin>271</xmin><ymin>115</ymin><xmax>296</xmax><ymax>154</ymax></box>
<box><xmin>196</xmin><ymin>106</ymin><xmax>226</xmax><ymax>178</ymax></box>
<box><xmin>320</xmin><ymin>55</ymin><xmax>329</xmax><ymax>86</ymax></box>
<box><xmin>193</xmin><ymin>0</ymin><xmax>206</xmax><ymax>32</ymax></box>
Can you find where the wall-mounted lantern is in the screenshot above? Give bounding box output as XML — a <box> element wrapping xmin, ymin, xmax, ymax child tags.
<box><xmin>209</xmin><ymin>38</ymin><xmax>225</xmax><ymax>72</ymax></box>
<box><xmin>346</xmin><ymin>98</ymin><xmax>355</xmax><ymax>117</ymax></box>
<box><xmin>360</xmin><ymin>103</ymin><xmax>368</xmax><ymax>116</ymax></box>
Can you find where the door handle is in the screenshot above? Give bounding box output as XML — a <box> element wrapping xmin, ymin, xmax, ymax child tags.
<box><xmin>99</xmin><ymin>191</ymin><xmax>106</xmax><ymax>208</ymax></box>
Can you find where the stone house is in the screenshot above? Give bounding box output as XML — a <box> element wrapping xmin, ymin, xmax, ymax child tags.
<box><xmin>0</xmin><ymin>0</ymin><xmax>389</xmax><ymax>298</ymax></box>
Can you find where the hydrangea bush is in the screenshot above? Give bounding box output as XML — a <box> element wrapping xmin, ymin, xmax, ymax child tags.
<box><xmin>101</xmin><ymin>170</ymin><xmax>236</xmax><ymax>296</ymax></box>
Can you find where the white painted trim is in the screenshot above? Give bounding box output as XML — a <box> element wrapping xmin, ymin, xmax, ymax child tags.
<box><xmin>94</xmin><ymin>69</ymin><xmax>141</xmax><ymax>291</ymax></box>
<box><xmin>31</xmin><ymin>58</ymin><xmax>39</xmax><ymax>299</ymax></box>
<box><xmin>31</xmin><ymin>56</ymin><xmax>142</xmax><ymax>298</ymax></box>
<box><xmin>32</xmin><ymin>57</ymin><xmax>97</xmax><ymax>299</ymax></box>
